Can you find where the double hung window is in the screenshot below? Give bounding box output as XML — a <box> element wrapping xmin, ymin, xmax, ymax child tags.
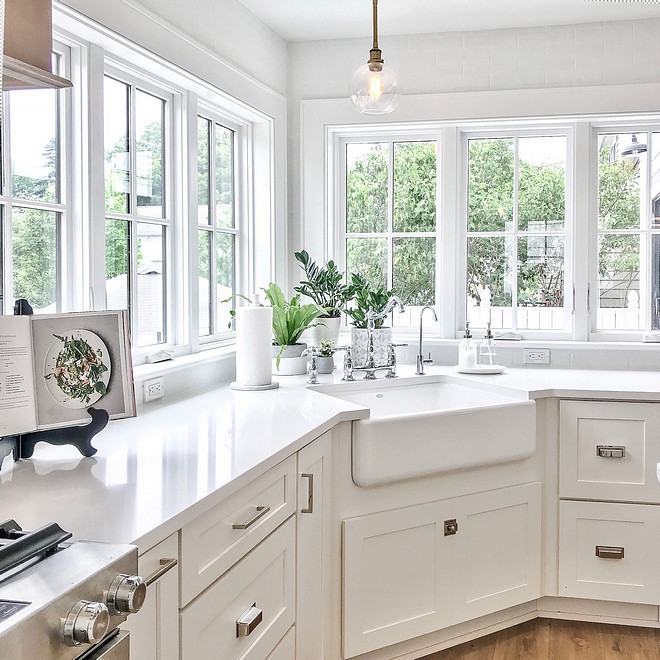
<box><xmin>596</xmin><ymin>130</ymin><xmax>660</xmax><ymax>333</ymax></box>
<box><xmin>342</xmin><ymin>137</ymin><xmax>438</xmax><ymax>325</ymax></box>
<box><xmin>103</xmin><ymin>72</ymin><xmax>171</xmax><ymax>348</ymax></box>
<box><xmin>197</xmin><ymin>114</ymin><xmax>238</xmax><ymax>338</ymax></box>
<box><xmin>466</xmin><ymin>133</ymin><xmax>568</xmax><ymax>333</ymax></box>
<box><xmin>1</xmin><ymin>51</ymin><xmax>67</xmax><ymax>314</ymax></box>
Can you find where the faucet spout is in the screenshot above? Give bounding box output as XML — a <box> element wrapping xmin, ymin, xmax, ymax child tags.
<box><xmin>416</xmin><ymin>305</ymin><xmax>438</xmax><ymax>375</ymax></box>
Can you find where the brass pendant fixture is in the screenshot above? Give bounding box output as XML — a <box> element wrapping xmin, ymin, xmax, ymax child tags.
<box><xmin>350</xmin><ymin>0</ymin><xmax>401</xmax><ymax>115</ymax></box>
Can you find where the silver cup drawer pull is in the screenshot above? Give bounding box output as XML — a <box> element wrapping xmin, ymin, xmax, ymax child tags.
<box><xmin>596</xmin><ymin>445</ymin><xmax>626</xmax><ymax>459</ymax></box>
<box><xmin>232</xmin><ymin>506</ymin><xmax>270</xmax><ymax>530</ymax></box>
<box><xmin>595</xmin><ymin>545</ymin><xmax>625</xmax><ymax>560</ymax></box>
<box><xmin>236</xmin><ymin>603</ymin><xmax>263</xmax><ymax>638</ymax></box>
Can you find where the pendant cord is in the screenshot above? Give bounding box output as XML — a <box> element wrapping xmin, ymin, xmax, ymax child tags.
<box><xmin>372</xmin><ymin>0</ymin><xmax>379</xmax><ymax>49</ymax></box>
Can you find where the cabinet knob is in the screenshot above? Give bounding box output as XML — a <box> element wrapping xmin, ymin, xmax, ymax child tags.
<box><xmin>444</xmin><ymin>519</ymin><xmax>459</xmax><ymax>536</ymax></box>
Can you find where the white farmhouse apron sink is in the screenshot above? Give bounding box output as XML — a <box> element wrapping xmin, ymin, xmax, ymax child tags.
<box><xmin>318</xmin><ymin>376</ymin><xmax>535</xmax><ymax>487</ymax></box>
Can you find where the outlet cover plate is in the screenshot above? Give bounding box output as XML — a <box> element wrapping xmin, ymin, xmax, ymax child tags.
<box><xmin>524</xmin><ymin>348</ymin><xmax>550</xmax><ymax>365</ymax></box>
<box><xmin>144</xmin><ymin>377</ymin><xmax>164</xmax><ymax>402</ymax></box>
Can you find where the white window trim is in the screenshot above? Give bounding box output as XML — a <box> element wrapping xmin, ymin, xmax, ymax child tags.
<box><xmin>306</xmin><ymin>87</ymin><xmax>660</xmax><ymax>344</ymax></box>
<box><xmin>459</xmin><ymin>125</ymin><xmax>575</xmax><ymax>341</ymax></box>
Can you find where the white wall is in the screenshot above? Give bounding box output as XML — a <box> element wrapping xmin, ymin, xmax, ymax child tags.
<box><xmin>287</xmin><ymin>18</ymin><xmax>660</xmax><ymax>275</ymax></box>
<box><xmin>61</xmin><ymin>0</ymin><xmax>288</xmax><ymax>96</ymax></box>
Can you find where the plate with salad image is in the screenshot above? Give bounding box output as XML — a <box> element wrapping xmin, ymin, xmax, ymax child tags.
<box><xmin>43</xmin><ymin>329</ymin><xmax>112</xmax><ymax>408</ymax></box>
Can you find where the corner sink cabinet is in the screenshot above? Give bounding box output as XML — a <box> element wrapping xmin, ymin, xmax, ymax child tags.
<box><xmin>124</xmin><ymin>384</ymin><xmax>660</xmax><ymax>660</ymax></box>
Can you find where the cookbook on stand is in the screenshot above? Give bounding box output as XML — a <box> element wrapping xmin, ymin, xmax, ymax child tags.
<box><xmin>0</xmin><ymin>310</ymin><xmax>136</xmax><ymax>436</ymax></box>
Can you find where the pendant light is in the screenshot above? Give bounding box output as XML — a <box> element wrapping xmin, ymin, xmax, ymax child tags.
<box><xmin>350</xmin><ymin>0</ymin><xmax>401</xmax><ymax>116</ymax></box>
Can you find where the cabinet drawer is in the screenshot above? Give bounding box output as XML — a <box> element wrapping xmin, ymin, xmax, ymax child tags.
<box><xmin>181</xmin><ymin>517</ymin><xmax>296</xmax><ymax>660</ymax></box>
<box><xmin>181</xmin><ymin>455</ymin><xmax>296</xmax><ymax>605</ymax></box>
<box><xmin>560</xmin><ymin>400</ymin><xmax>660</xmax><ymax>503</ymax></box>
<box><xmin>266</xmin><ymin>627</ymin><xmax>295</xmax><ymax>659</ymax></box>
<box><xmin>559</xmin><ymin>500</ymin><xmax>660</xmax><ymax>604</ymax></box>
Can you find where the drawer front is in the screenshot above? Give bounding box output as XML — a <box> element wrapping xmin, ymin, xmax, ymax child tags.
<box><xmin>559</xmin><ymin>500</ymin><xmax>660</xmax><ymax>604</ymax></box>
<box><xmin>181</xmin><ymin>517</ymin><xmax>296</xmax><ymax>660</ymax></box>
<box><xmin>266</xmin><ymin>627</ymin><xmax>295</xmax><ymax>659</ymax></box>
<box><xmin>560</xmin><ymin>400</ymin><xmax>660</xmax><ymax>503</ymax></box>
<box><xmin>181</xmin><ymin>456</ymin><xmax>296</xmax><ymax>605</ymax></box>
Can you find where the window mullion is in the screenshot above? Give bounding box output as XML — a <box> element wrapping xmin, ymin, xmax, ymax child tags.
<box><xmin>512</xmin><ymin>136</ymin><xmax>520</xmax><ymax>331</ymax></box>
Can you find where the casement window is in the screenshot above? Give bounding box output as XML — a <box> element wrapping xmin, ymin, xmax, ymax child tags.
<box><xmin>465</xmin><ymin>133</ymin><xmax>569</xmax><ymax>334</ymax></box>
<box><xmin>103</xmin><ymin>72</ymin><xmax>172</xmax><ymax>349</ymax></box>
<box><xmin>341</xmin><ymin>137</ymin><xmax>438</xmax><ymax>327</ymax></box>
<box><xmin>1</xmin><ymin>51</ymin><xmax>68</xmax><ymax>315</ymax></box>
<box><xmin>595</xmin><ymin>130</ymin><xmax>660</xmax><ymax>334</ymax></box>
<box><xmin>196</xmin><ymin>114</ymin><xmax>239</xmax><ymax>339</ymax></box>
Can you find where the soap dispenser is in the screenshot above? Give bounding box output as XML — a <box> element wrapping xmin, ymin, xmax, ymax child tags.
<box><xmin>458</xmin><ymin>322</ymin><xmax>477</xmax><ymax>369</ymax></box>
<box><xmin>479</xmin><ymin>322</ymin><xmax>497</xmax><ymax>367</ymax></box>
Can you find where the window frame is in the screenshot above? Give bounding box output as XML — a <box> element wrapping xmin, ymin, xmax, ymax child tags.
<box><xmin>195</xmin><ymin>103</ymin><xmax>249</xmax><ymax>345</ymax></box>
<box><xmin>460</xmin><ymin>126</ymin><xmax>575</xmax><ymax>340</ymax></box>
<box><xmin>589</xmin><ymin>120</ymin><xmax>660</xmax><ymax>342</ymax></box>
<box><xmin>0</xmin><ymin>42</ymin><xmax>72</xmax><ymax>315</ymax></box>
<box><xmin>335</xmin><ymin>128</ymin><xmax>443</xmax><ymax>332</ymax></box>
<box><xmin>102</xmin><ymin>62</ymin><xmax>176</xmax><ymax>351</ymax></box>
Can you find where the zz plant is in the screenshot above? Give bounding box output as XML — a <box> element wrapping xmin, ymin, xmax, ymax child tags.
<box><xmin>294</xmin><ymin>250</ymin><xmax>354</xmax><ymax>318</ymax></box>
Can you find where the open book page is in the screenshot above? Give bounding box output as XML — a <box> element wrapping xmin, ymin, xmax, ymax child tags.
<box><xmin>0</xmin><ymin>316</ymin><xmax>37</xmax><ymax>436</ymax></box>
<box><xmin>30</xmin><ymin>311</ymin><xmax>136</xmax><ymax>431</ymax></box>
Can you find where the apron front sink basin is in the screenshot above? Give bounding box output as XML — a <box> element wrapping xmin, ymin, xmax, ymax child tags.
<box><xmin>318</xmin><ymin>376</ymin><xmax>535</xmax><ymax>487</ymax></box>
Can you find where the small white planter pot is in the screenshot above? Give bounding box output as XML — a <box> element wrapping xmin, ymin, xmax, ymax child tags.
<box><xmin>316</xmin><ymin>355</ymin><xmax>335</xmax><ymax>374</ymax></box>
<box><xmin>350</xmin><ymin>327</ymin><xmax>392</xmax><ymax>368</ymax></box>
<box><xmin>310</xmin><ymin>316</ymin><xmax>341</xmax><ymax>347</ymax></box>
<box><xmin>272</xmin><ymin>343</ymin><xmax>308</xmax><ymax>376</ymax></box>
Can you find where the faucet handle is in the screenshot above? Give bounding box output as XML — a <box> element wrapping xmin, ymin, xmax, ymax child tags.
<box><xmin>423</xmin><ymin>351</ymin><xmax>433</xmax><ymax>365</ymax></box>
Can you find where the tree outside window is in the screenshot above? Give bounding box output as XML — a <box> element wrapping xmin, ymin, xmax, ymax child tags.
<box><xmin>345</xmin><ymin>140</ymin><xmax>437</xmax><ymax>324</ymax></box>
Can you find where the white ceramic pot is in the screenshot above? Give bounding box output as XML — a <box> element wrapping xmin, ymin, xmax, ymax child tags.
<box><xmin>316</xmin><ymin>355</ymin><xmax>335</xmax><ymax>374</ymax></box>
<box><xmin>310</xmin><ymin>315</ymin><xmax>341</xmax><ymax>348</ymax></box>
<box><xmin>272</xmin><ymin>343</ymin><xmax>308</xmax><ymax>376</ymax></box>
<box><xmin>350</xmin><ymin>327</ymin><xmax>392</xmax><ymax>368</ymax></box>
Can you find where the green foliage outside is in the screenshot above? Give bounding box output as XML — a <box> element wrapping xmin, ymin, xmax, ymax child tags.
<box><xmin>346</xmin><ymin>141</ymin><xmax>436</xmax><ymax>306</ymax></box>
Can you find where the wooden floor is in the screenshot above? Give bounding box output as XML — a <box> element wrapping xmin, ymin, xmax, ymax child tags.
<box><xmin>420</xmin><ymin>619</ymin><xmax>660</xmax><ymax>659</ymax></box>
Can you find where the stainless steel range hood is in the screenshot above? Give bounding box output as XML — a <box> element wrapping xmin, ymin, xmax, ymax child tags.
<box><xmin>3</xmin><ymin>0</ymin><xmax>72</xmax><ymax>90</ymax></box>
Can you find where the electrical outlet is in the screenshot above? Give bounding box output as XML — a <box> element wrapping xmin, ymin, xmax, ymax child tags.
<box><xmin>144</xmin><ymin>377</ymin><xmax>164</xmax><ymax>402</ymax></box>
<box><xmin>524</xmin><ymin>348</ymin><xmax>550</xmax><ymax>365</ymax></box>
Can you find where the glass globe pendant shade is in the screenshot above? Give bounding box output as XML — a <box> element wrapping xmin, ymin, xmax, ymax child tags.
<box><xmin>351</xmin><ymin>61</ymin><xmax>401</xmax><ymax>115</ymax></box>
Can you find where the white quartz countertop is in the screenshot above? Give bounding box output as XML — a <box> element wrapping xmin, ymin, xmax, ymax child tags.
<box><xmin>3</xmin><ymin>364</ymin><xmax>660</xmax><ymax>552</ymax></box>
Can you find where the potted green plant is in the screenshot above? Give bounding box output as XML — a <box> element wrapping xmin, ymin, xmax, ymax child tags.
<box><xmin>294</xmin><ymin>250</ymin><xmax>353</xmax><ymax>346</ymax></box>
<box><xmin>316</xmin><ymin>338</ymin><xmax>336</xmax><ymax>374</ymax></box>
<box><xmin>262</xmin><ymin>283</ymin><xmax>322</xmax><ymax>375</ymax></box>
<box><xmin>345</xmin><ymin>274</ymin><xmax>397</xmax><ymax>366</ymax></box>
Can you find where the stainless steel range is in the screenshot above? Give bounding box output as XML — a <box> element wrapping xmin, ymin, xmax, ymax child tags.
<box><xmin>0</xmin><ymin>519</ymin><xmax>146</xmax><ymax>660</ymax></box>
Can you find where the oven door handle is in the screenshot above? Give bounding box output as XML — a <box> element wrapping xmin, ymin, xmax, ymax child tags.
<box><xmin>144</xmin><ymin>557</ymin><xmax>177</xmax><ymax>587</ymax></box>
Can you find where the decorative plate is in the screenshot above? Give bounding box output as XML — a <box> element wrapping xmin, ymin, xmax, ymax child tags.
<box><xmin>43</xmin><ymin>329</ymin><xmax>111</xmax><ymax>408</ymax></box>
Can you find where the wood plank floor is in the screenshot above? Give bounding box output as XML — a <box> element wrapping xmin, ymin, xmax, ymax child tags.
<box><xmin>420</xmin><ymin>619</ymin><xmax>660</xmax><ymax>659</ymax></box>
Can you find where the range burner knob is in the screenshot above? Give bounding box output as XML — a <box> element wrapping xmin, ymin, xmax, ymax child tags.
<box><xmin>63</xmin><ymin>600</ymin><xmax>110</xmax><ymax>646</ymax></box>
<box><xmin>107</xmin><ymin>574</ymin><xmax>147</xmax><ymax>615</ymax></box>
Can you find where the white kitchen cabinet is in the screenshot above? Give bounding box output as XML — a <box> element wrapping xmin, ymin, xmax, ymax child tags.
<box><xmin>559</xmin><ymin>499</ymin><xmax>660</xmax><ymax>603</ymax></box>
<box><xmin>181</xmin><ymin>517</ymin><xmax>296</xmax><ymax>660</ymax></box>
<box><xmin>180</xmin><ymin>455</ymin><xmax>296</xmax><ymax>606</ymax></box>
<box><xmin>266</xmin><ymin>627</ymin><xmax>296</xmax><ymax>659</ymax></box>
<box><xmin>296</xmin><ymin>430</ymin><xmax>332</xmax><ymax>660</ymax></box>
<box><xmin>122</xmin><ymin>533</ymin><xmax>179</xmax><ymax>660</ymax></box>
<box><xmin>342</xmin><ymin>482</ymin><xmax>542</xmax><ymax>658</ymax></box>
<box><xmin>560</xmin><ymin>400</ymin><xmax>660</xmax><ymax>503</ymax></box>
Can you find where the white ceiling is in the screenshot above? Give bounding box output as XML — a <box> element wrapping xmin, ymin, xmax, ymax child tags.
<box><xmin>238</xmin><ymin>0</ymin><xmax>660</xmax><ymax>42</ymax></box>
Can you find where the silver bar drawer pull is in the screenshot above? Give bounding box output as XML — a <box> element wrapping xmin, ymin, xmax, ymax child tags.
<box><xmin>145</xmin><ymin>557</ymin><xmax>178</xmax><ymax>586</ymax></box>
<box><xmin>596</xmin><ymin>445</ymin><xmax>626</xmax><ymax>459</ymax></box>
<box><xmin>232</xmin><ymin>506</ymin><xmax>270</xmax><ymax>530</ymax></box>
<box><xmin>595</xmin><ymin>545</ymin><xmax>625</xmax><ymax>560</ymax></box>
<box><xmin>301</xmin><ymin>473</ymin><xmax>314</xmax><ymax>514</ymax></box>
<box><xmin>236</xmin><ymin>603</ymin><xmax>263</xmax><ymax>638</ymax></box>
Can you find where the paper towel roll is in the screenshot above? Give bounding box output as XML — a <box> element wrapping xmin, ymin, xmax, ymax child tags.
<box><xmin>235</xmin><ymin>304</ymin><xmax>273</xmax><ymax>387</ymax></box>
